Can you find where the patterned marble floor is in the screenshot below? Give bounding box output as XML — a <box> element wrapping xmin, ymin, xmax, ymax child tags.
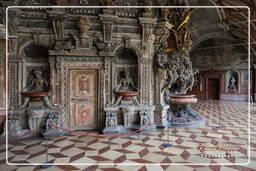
<box><xmin>0</xmin><ymin>100</ymin><xmax>255</xmax><ymax>171</ymax></box>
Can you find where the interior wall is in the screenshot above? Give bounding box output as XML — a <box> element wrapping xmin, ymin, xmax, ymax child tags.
<box><xmin>0</xmin><ymin>38</ymin><xmax>5</xmax><ymax>133</ymax></box>
<box><xmin>190</xmin><ymin>37</ymin><xmax>250</xmax><ymax>102</ymax></box>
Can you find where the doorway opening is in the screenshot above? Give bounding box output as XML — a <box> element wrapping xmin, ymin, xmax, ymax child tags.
<box><xmin>208</xmin><ymin>78</ymin><xmax>220</xmax><ymax>100</ymax></box>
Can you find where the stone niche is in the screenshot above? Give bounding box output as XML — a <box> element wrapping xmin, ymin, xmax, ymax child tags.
<box><xmin>226</xmin><ymin>71</ymin><xmax>240</xmax><ymax>93</ymax></box>
<box><xmin>3</xmin><ymin>41</ymin><xmax>61</xmax><ymax>138</ymax></box>
<box><xmin>103</xmin><ymin>47</ymin><xmax>155</xmax><ymax>134</ymax></box>
<box><xmin>114</xmin><ymin>47</ymin><xmax>138</xmax><ymax>92</ymax></box>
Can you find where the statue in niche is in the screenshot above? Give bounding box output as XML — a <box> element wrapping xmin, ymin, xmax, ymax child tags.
<box><xmin>77</xmin><ymin>16</ymin><xmax>91</xmax><ymax>47</ymax></box>
<box><xmin>25</xmin><ymin>69</ymin><xmax>49</xmax><ymax>92</ymax></box>
<box><xmin>228</xmin><ymin>76</ymin><xmax>237</xmax><ymax>92</ymax></box>
<box><xmin>116</xmin><ymin>70</ymin><xmax>137</xmax><ymax>92</ymax></box>
<box><xmin>19</xmin><ymin>69</ymin><xmax>54</xmax><ymax>109</ymax></box>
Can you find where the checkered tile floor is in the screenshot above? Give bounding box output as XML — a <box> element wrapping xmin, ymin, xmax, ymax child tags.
<box><xmin>0</xmin><ymin>100</ymin><xmax>255</xmax><ymax>170</ymax></box>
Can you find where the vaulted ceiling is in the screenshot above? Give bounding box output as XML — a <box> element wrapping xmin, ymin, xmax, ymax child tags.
<box><xmin>187</xmin><ymin>0</ymin><xmax>255</xmax><ymax>60</ymax></box>
<box><xmin>0</xmin><ymin>0</ymin><xmax>255</xmax><ymax>62</ymax></box>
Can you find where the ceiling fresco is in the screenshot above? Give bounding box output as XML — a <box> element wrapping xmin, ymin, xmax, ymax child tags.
<box><xmin>190</xmin><ymin>38</ymin><xmax>248</xmax><ymax>70</ymax></box>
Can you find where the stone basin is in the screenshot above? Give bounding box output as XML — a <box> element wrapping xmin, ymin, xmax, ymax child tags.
<box><xmin>22</xmin><ymin>92</ymin><xmax>49</xmax><ymax>102</ymax></box>
<box><xmin>170</xmin><ymin>94</ymin><xmax>198</xmax><ymax>104</ymax></box>
<box><xmin>114</xmin><ymin>91</ymin><xmax>139</xmax><ymax>100</ymax></box>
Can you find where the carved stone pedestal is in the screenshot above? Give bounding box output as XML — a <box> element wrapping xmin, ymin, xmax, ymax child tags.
<box><xmin>121</xmin><ymin>106</ymin><xmax>135</xmax><ymax>127</ymax></box>
<box><xmin>103</xmin><ymin>109</ymin><xmax>121</xmax><ymax>135</ymax></box>
<box><xmin>103</xmin><ymin>99</ymin><xmax>155</xmax><ymax>135</ymax></box>
<box><xmin>154</xmin><ymin>104</ymin><xmax>169</xmax><ymax>129</ymax></box>
<box><xmin>1</xmin><ymin>110</ymin><xmax>25</xmax><ymax>138</ymax></box>
<box><xmin>28</xmin><ymin>109</ymin><xmax>48</xmax><ymax>132</ymax></box>
<box><xmin>1</xmin><ymin>101</ymin><xmax>62</xmax><ymax>139</ymax></box>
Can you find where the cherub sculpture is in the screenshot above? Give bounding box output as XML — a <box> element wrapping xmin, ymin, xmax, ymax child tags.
<box><xmin>116</xmin><ymin>70</ymin><xmax>137</xmax><ymax>92</ymax></box>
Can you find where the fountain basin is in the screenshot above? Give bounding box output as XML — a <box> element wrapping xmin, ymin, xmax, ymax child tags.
<box><xmin>170</xmin><ymin>94</ymin><xmax>198</xmax><ymax>104</ymax></box>
<box><xmin>114</xmin><ymin>91</ymin><xmax>139</xmax><ymax>100</ymax></box>
<box><xmin>22</xmin><ymin>92</ymin><xmax>49</xmax><ymax>102</ymax></box>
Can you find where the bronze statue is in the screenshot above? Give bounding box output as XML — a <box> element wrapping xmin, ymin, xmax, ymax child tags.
<box><xmin>177</xmin><ymin>8</ymin><xmax>197</xmax><ymax>31</ymax></box>
<box><xmin>176</xmin><ymin>8</ymin><xmax>197</xmax><ymax>45</ymax></box>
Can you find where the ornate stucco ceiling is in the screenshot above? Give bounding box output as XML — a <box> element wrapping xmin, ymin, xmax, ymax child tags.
<box><xmin>0</xmin><ymin>0</ymin><xmax>255</xmax><ymax>65</ymax></box>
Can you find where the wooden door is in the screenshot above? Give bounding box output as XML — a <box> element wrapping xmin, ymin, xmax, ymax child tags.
<box><xmin>69</xmin><ymin>70</ymin><xmax>98</xmax><ymax>130</ymax></box>
<box><xmin>208</xmin><ymin>78</ymin><xmax>219</xmax><ymax>100</ymax></box>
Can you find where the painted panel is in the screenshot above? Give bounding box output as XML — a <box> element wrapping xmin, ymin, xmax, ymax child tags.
<box><xmin>70</xmin><ymin>70</ymin><xmax>97</xmax><ymax>130</ymax></box>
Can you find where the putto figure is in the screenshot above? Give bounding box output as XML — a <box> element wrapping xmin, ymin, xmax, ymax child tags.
<box><xmin>19</xmin><ymin>69</ymin><xmax>54</xmax><ymax>109</ymax></box>
<box><xmin>25</xmin><ymin>69</ymin><xmax>49</xmax><ymax>92</ymax></box>
<box><xmin>116</xmin><ymin>70</ymin><xmax>137</xmax><ymax>91</ymax></box>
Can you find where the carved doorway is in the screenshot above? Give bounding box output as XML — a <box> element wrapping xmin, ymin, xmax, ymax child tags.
<box><xmin>208</xmin><ymin>78</ymin><xmax>220</xmax><ymax>100</ymax></box>
<box><xmin>69</xmin><ymin>70</ymin><xmax>98</xmax><ymax>130</ymax></box>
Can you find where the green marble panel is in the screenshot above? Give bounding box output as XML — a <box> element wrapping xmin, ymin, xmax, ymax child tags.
<box><xmin>26</xmin><ymin>20</ymin><xmax>51</xmax><ymax>28</ymax></box>
<box><xmin>113</xmin><ymin>26</ymin><xmax>140</xmax><ymax>34</ymax></box>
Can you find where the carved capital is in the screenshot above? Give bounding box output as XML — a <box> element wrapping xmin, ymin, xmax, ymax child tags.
<box><xmin>47</xmin><ymin>10</ymin><xmax>67</xmax><ymax>40</ymax></box>
<box><xmin>139</xmin><ymin>17</ymin><xmax>157</xmax><ymax>43</ymax></box>
<box><xmin>99</xmin><ymin>14</ymin><xmax>118</xmax><ymax>42</ymax></box>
